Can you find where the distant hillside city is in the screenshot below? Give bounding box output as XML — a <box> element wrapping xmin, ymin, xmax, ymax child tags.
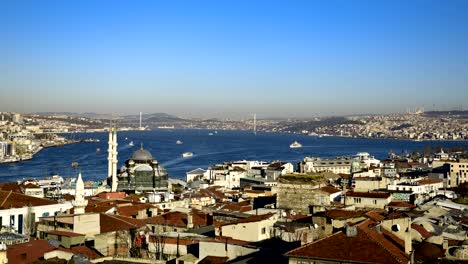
<box><xmin>0</xmin><ymin>123</ymin><xmax>468</xmax><ymax>263</ymax></box>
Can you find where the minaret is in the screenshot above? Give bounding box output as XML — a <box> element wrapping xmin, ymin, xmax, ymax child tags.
<box><xmin>111</xmin><ymin>127</ymin><xmax>118</xmax><ymax>192</ymax></box>
<box><xmin>72</xmin><ymin>173</ymin><xmax>88</xmax><ymax>214</ymax></box>
<box><xmin>107</xmin><ymin>126</ymin><xmax>114</xmax><ymax>180</ymax></box>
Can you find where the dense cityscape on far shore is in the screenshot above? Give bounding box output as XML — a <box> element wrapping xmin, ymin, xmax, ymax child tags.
<box><xmin>0</xmin><ymin>110</ymin><xmax>468</xmax><ymax>263</ymax></box>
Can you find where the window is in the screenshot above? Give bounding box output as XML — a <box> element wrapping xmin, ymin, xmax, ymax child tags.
<box><xmin>373</xmin><ymin>200</ymin><xmax>377</xmax><ymax>205</ymax></box>
<box><xmin>10</xmin><ymin>215</ymin><xmax>14</xmax><ymax>227</ymax></box>
<box><xmin>18</xmin><ymin>214</ymin><xmax>23</xmax><ymax>234</ymax></box>
<box><xmin>261</xmin><ymin>227</ymin><xmax>266</xmax><ymax>234</ymax></box>
<box><xmin>42</xmin><ymin>212</ymin><xmax>49</xmax><ymax>217</ymax></box>
<box><xmin>58</xmin><ymin>235</ymin><xmax>62</xmax><ymax>241</ymax></box>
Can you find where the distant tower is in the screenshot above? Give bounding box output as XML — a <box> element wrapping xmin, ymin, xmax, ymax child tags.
<box><xmin>107</xmin><ymin>125</ymin><xmax>118</xmax><ymax>192</ymax></box>
<box><xmin>139</xmin><ymin>112</ymin><xmax>142</xmax><ymax>130</ymax></box>
<box><xmin>253</xmin><ymin>113</ymin><xmax>257</xmax><ymax>135</ymax></box>
<box><xmin>107</xmin><ymin>127</ymin><xmax>114</xmax><ymax>180</ymax></box>
<box><xmin>72</xmin><ymin>173</ymin><xmax>88</xmax><ymax>214</ymax></box>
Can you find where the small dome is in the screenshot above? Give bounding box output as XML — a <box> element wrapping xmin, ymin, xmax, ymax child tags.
<box><xmin>131</xmin><ymin>147</ymin><xmax>153</xmax><ymax>161</ymax></box>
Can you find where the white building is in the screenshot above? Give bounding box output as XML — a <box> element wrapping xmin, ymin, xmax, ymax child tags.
<box><xmin>0</xmin><ymin>191</ymin><xmax>72</xmax><ymax>235</ymax></box>
<box><xmin>216</xmin><ymin>213</ymin><xmax>278</xmax><ymax>242</ymax></box>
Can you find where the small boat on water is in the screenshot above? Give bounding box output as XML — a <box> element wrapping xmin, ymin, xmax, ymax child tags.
<box><xmin>128</xmin><ymin>141</ymin><xmax>134</xmax><ymax>146</ymax></box>
<box><xmin>208</xmin><ymin>133</ymin><xmax>214</xmax><ymax>136</ymax></box>
<box><xmin>290</xmin><ymin>141</ymin><xmax>303</xmax><ymax>149</ymax></box>
<box><xmin>176</xmin><ymin>140</ymin><xmax>183</xmax><ymax>144</ymax></box>
<box><xmin>182</xmin><ymin>152</ymin><xmax>193</xmax><ymax>158</ymax></box>
<box><xmin>125</xmin><ymin>137</ymin><xmax>128</xmax><ymax>140</ymax></box>
<box><xmin>96</xmin><ymin>148</ymin><xmax>101</xmax><ymax>152</ymax></box>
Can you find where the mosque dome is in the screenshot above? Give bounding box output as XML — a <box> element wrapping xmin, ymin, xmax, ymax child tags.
<box><xmin>131</xmin><ymin>147</ymin><xmax>153</xmax><ymax>161</ymax></box>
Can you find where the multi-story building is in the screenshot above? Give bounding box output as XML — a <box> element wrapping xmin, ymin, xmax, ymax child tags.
<box><xmin>433</xmin><ymin>159</ymin><xmax>468</xmax><ymax>187</ymax></box>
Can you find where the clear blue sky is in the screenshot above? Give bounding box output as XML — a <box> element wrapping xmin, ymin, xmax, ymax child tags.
<box><xmin>1</xmin><ymin>0</ymin><xmax>467</xmax><ymax>118</ymax></box>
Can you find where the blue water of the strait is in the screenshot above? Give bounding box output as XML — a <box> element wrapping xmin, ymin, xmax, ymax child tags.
<box><xmin>0</xmin><ymin>129</ymin><xmax>466</xmax><ymax>183</ymax></box>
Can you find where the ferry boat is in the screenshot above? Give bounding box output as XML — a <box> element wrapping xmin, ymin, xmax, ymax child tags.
<box><xmin>128</xmin><ymin>141</ymin><xmax>134</xmax><ymax>147</ymax></box>
<box><xmin>182</xmin><ymin>152</ymin><xmax>193</xmax><ymax>158</ymax></box>
<box><xmin>289</xmin><ymin>141</ymin><xmax>303</xmax><ymax>149</ymax></box>
<box><xmin>176</xmin><ymin>140</ymin><xmax>183</xmax><ymax>144</ymax></box>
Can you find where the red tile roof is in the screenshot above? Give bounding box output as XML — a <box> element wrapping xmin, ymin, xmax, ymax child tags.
<box><xmin>416</xmin><ymin>179</ymin><xmax>443</xmax><ymax>185</ymax></box>
<box><xmin>7</xmin><ymin>239</ymin><xmax>56</xmax><ymax>264</ymax></box>
<box><xmin>285</xmin><ymin>219</ymin><xmax>409</xmax><ymax>264</ymax></box>
<box><xmin>46</xmin><ymin>230</ymin><xmax>84</xmax><ymax>237</ymax></box>
<box><xmin>387</xmin><ymin>201</ymin><xmax>416</xmax><ymax>208</ymax></box>
<box><xmin>365</xmin><ymin>210</ymin><xmax>386</xmax><ymax>222</ymax></box>
<box><xmin>144</xmin><ymin>209</ymin><xmax>211</xmax><ymax>228</ymax></box>
<box><xmin>202</xmin><ymin>236</ymin><xmax>252</xmax><ymax>246</ymax></box>
<box><xmin>53</xmin><ymin>245</ymin><xmax>103</xmax><ymax>259</ymax></box>
<box><xmin>0</xmin><ymin>182</ymin><xmax>22</xmax><ymax>193</ymax></box>
<box><xmin>0</xmin><ymin>190</ymin><xmax>57</xmax><ymax>209</ymax></box>
<box><xmin>219</xmin><ymin>213</ymin><xmax>275</xmax><ymax>227</ymax></box>
<box><xmin>116</xmin><ymin>203</ymin><xmax>155</xmax><ymax>217</ymax></box>
<box><xmin>411</xmin><ymin>224</ymin><xmax>433</xmax><ymax>239</ymax></box>
<box><xmin>319</xmin><ymin>185</ymin><xmax>341</xmax><ymax>194</ymax></box>
<box><xmin>99</xmin><ymin>213</ymin><xmax>147</xmax><ymax>233</ymax></box>
<box><xmin>324</xmin><ymin>209</ymin><xmax>368</xmax><ymax>220</ymax></box>
<box><xmin>198</xmin><ymin>256</ymin><xmax>229</xmax><ymax>264</ymax></box>
<box><xmin>218</xmin><ymin>201</ymin><xmax>252</xmax><ymax>212</ymax></box>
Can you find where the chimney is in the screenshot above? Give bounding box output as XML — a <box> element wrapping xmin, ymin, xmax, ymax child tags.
<box><xmin>345</xmin><ymin>225</ymin><xmax>357</xmax><ymax>237</ymax></box>
<box><xmin>187</xmin><ymin>212</ymin><xmax>194</xmax><ymax>229</ymax></box>
<box><xmin>207</xmin><ymin>213</ymin><xmax>214</xmax><ymax>226</ymax></box>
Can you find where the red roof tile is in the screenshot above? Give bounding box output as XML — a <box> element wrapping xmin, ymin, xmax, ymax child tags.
<box><xmin>52</xmin><ymin>245</ymin><xmax>102</xmax><ymax>259</ymax></box>
<box><xmin>219</xmin><ymin>201</ymin><xmax>252</xmax><ymax>212</ymax></box>
<box><xmin>387</xmin><ymin>201</ymin><xmax>416</xmax><ymax>208</ymax></box>
<box><xmin>324</xmin><ymin>209</ymin><xmax>368</xmax><ymax>220</ymax></box>
<box><xmin>99</xmin><ymin>213</ymin><xmax>146</xmax><ymax>233</ymax></box>
<box><xmin>7</xmin><ymin>239</ymin><xmax>56</xmax><ymax>264</ymax></box>
<box><xmin>365</xmin><ymin>210</ymin><xmax>386</xmax><ymax>222</ymax></box>
<box><xmin>117</xmin><ymin>203</ymin><xmax>155</xmax><ymax>217</ymax></box>
<box><xmin>144</xmin><ymin>209</ymin><xmax>211</xmax><ymax>228</ymax></box>
<box><xmin>319</xmin><ymin>185</ymin><xmax>342</xmax><ymax>194</ymax></box>
<box><xmin>411</xmin><ymin>224</ymin><xmax>433</xmax><ymax>239</ymax></box>
<box><xmin>46</xmin><ymin>230</ymin><xmax>84</xmax><ymax>237</ymax></box>
<box><xmin>0</xmin><ymin>190</ymin><xmax>57</xmax><ymax>209</ymax></box>
<box><xmin>285</xmin><ymin>219</ymin><xmax>409</xmax><ymax>264</ymax></box>
<box><xmin>416</xmin><ymin>179</ymin><xmax>443</xmax><ymax>185</ymax></box>
<box><xmin>219</xmin><ymin>213</ymin><xmax>275</xmax><ymax>227</ymax></box>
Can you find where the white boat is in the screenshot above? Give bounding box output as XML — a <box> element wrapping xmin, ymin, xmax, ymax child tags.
<box><xmin>289</xmin><ymin>141</ymin><xmax>302</xmax><ymax>148</ymax></box>
<box><xmin>128</xmin><ymin>141</ymin><xmax>134</xmax><ymax>146</ymax></box>
<box><xmin>208</xmin><ymin>133</ymin><xmax>214</xmax><ymax>136</ymax></box>
<box><xmin>182</xmin><ymin>152</ymin><xmax>193</xmax><ymax>158</ymax></box>
<box><xmin>176</xmin><ymin>140</ymin><xmax>183</xmax><ymax>144</ymax></box>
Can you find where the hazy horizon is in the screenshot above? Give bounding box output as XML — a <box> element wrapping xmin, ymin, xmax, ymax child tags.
<box><xmin>2</xmin><ymin>0</ymin><xmax>468</xmax><ymax>118</ymax></box>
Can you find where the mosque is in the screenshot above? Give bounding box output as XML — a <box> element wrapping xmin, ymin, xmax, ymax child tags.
<box><xmin>106</xmin><ymin>127</ymin><xmax>170</xmax><ymax>193</ymax></box>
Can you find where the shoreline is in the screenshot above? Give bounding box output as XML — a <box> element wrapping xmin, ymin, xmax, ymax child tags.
<box><xmin>60</xmin><ymin>128</ymin><xmax>468</xmax><ymax>142</ymax></box>
<box><xmin>0</xmin><ymin>139</ymin><xmax>98</xmax><ymax>164</ymax></box>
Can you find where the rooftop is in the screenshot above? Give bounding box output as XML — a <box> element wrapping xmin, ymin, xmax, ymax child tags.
<box><xmin>285</xmin><ymin>219</ymin><xmax>409</xmax><ymax>264</ymax></box>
